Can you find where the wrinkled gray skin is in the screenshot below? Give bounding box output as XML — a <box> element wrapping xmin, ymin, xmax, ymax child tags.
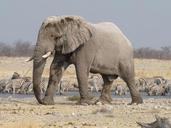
<box><xmin>137</xmin><ymin>115</ymin><xmax>171</xmax><ymax>128</ymax></box>
<box><xmin>31</xmin><ymin>15</ymin><xmax>143</xmax><ymax>105</ymax></box>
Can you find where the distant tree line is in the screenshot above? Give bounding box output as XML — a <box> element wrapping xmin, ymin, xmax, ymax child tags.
<box><xmin>0</xmin><ymin>41</ymin><xmax>34</xmax><ymax>57</ymax></box>
<box><xmin>134</xmin><ymin>46</ymin><xmax>171</xmax><ymax>60</ymax></box>
<box><xmin>0</xmin><ymin>41</ymin><xmax>171</xmax><ymax>60</ymax></box>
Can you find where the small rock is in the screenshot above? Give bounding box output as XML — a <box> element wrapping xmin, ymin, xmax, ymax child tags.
<box><xmin>82</xmin><ymin>122</ymin><xmax>96</xmax><ymax>126</ymax></box>
<box><xmin>74</xmin><ymin>126</ymin><xmax>80</xmax><ymax>128</ymax></box>
<box><xmin>104</xmin><ymin>105</ymin><xmax>113</xmax><ymax>111</ymax></box>
<box><xmin>71</xmin><ymin>112</ymin><xmax>75</xmax><ymax>116</ymax></box>
<box><xmin>67</xmin><ymin>122</ymin><xmax>74</xmax><ymax>125</ymax></box>
<box><xmin>11</xmin><ymin>111</ymin><xmax>17</xmax><ymax>114</ymax></box>
<box><xmin>96</xmin><ymin>102</ymin><xmax>102</xmax><ymax>106</ymax></box>
<box><xmin>154</xmin><ymin>106</ymin><xmax>158</xmax><ymax>109</ymax></box>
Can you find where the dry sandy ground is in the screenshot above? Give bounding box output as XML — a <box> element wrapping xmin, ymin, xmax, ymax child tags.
<box><xmin>0</xmin><ymin>96</ymin><xmax>170</xmax><ymax>128</ymax></box>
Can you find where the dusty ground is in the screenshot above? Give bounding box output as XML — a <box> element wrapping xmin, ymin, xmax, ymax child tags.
<box><xmin>0</xmin><ymin>96</ymin><xmax>170</xmax><ymax>128</ymax></box>
<box><xmin>0</xmin><ymin>57</ymin><xmax>171</xmax><ymax>128</ymax></box>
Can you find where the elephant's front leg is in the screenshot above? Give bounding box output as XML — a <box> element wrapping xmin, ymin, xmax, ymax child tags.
<box><xmin>42</xmin><ymin>61</ymin><xmax>68</xmax><ymax>105</ymax></box>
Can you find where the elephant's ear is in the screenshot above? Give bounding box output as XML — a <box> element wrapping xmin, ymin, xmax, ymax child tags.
<box><xmin>61</xmin><ymin>16</ymin><xmax>94</xmax><ymax>54</ymax></box>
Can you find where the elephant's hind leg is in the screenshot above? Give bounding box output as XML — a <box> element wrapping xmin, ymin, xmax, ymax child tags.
<box><xmin>75</xmin><ymin>65</ymin><xmax>96</xmax><ymax>105</ymax></box>
<box><xmin>97</xmin><ymin>75</ymin><xmax>117</xmax><ymax>104</ymax></box>
<box><xmin>120</xmin><ymin>62</ymin><xmax>143</xmax><ymax>104</ymax></box>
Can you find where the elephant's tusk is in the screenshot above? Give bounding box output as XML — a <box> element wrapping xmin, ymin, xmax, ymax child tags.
<box><xmin>42</xmin><ymin>52</ymin><xmax>51</xmax><ymax>58</ymax></box>
<box><xmin>25</xmin><ymin>56</ymin><xmax>34</xmax><ymax>62</ymax></box>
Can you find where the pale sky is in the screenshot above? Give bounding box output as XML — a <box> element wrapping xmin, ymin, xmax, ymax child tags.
<box><xmin>0</xmin><ymin>0</ymin><xmax>171</xmax><ymax>48</ymax></box>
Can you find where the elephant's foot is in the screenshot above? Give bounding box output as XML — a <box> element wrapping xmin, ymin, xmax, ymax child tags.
<box><xmin>128</xmin><ymin>96</ymin><xmax>143</xmax><ymax>105</ymax></box>
<box><xmin>77</xmin><ymin>96</ymin><xmax>97</xmax><ymax>105</ymax></box>
<box><xmin>42</xmin><ymin>96</ymin><xmax>55</xmax><ymax>105</ymax></box>
<box><xmin>96</xmin><ymin>94</ymin><xmax>112</xmax><ymax>105</ymax></box>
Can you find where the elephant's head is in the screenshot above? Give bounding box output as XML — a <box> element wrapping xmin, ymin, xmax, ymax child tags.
<box><xmin>27</xmin><ymin>16</ymin><xmax>93</xmax><ymax>103</ymax></box>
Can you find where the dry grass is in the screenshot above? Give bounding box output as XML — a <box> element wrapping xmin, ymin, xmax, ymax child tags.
<box><xmin>134</xmin><ymin>59</ymin><xmax>171</xmax><ymax>79</ymax></box>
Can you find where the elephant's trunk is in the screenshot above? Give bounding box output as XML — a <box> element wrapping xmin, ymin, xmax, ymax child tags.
<box><xmin>32</xmin><ymin>42</ymin><xmax>54</xmax><ymax>104</ymax></box>
<box><xmin>32</xmin><ymin>34</ymin><xmax>55</xmax><ymax>103</ymax></box>
<box><xmin>33</xmin><ymin>59</ymin><xmax>46</xmax><ymax>104</ymax></box>
<box><xmin>32</xmin><ymin>44</ymin><xmax>48</xmax><ymax>104</ymax></box>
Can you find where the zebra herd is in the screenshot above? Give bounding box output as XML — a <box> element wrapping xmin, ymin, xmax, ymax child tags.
<box><xmin>0</xmin><ymin>72</ymin><xmax>103</xmax><ymax>95</ymax></box>
<box><xmin>0</xmin><ymin>72</ymin><xmax>170</xmax><ymax>96</ymax></box>
<box><xmin>114</xmin><ymin>76</ymin><xmax>171</xmax><ymax>96</ymax></box>
<box><xmin>0</xmin><ymin>72</ymin><xmax>46</xmax><ymax>94</ymax></box>
<box><xmin>136</xmin><ymin>76</ymin><xmax>171</xmax><ymax>96</ymax></box>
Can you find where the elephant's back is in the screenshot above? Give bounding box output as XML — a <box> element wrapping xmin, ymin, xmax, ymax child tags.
<box><xmin>93</xmin><ymin>22</ymin><xmax>132</xmax><ymax>49</ymax></box>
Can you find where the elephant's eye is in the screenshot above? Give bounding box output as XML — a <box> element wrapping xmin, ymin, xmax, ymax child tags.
<box><xmin>54</xmin><ymin>35</ymin><xmax>62</xmax><ymax>41</ymax></box>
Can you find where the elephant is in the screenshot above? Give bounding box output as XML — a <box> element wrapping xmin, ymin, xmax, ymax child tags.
<box><xmin>40</xmin><ymin>77</ymin><xmax>49</xmax><ymax>93</ymax></box>
<box><xmin>137</xmin><ymin>115</ymin><xmax>171</xmax><ymax>128</ymax></box>
<box><xmin>27</xmin><ymin>15</ymin><xmax>143</xmax><ymax>105</ymax></box>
